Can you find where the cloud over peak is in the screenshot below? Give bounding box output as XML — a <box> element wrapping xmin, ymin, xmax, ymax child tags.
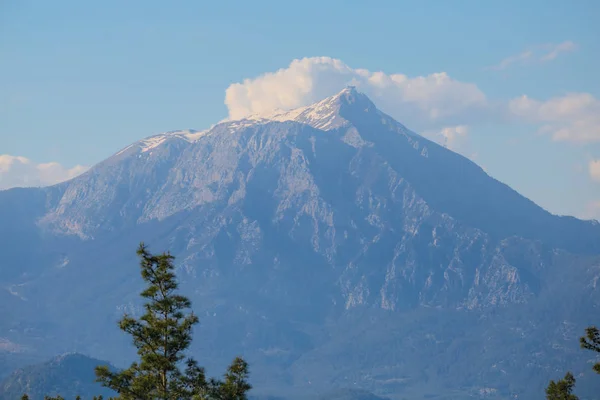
<box><xmin>225</xmin><ymin>57</ymin><xmax>487</xmax><ymax>130</ymax></box>
<box><xmin>224</xmin><ymin>56</ymin><xmax>600</xmax><ymax>145</ymax></box>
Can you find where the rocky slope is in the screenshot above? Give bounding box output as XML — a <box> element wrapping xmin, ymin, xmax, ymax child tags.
<box><xmin>1</xmin><ymin>88</ymin><xmax>599</xmax><ymax>399</ymax></box>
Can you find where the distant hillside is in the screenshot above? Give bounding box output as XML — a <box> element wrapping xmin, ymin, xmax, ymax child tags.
<box><xmin>0</xmin><ymin>353</ymin><xmax>116</xmax><ymax>400</ymax></box>
<box><xmin>0</xmin><ymin>351</ymin><xmax>41</xmax><ymax>382</ymax></box>
<box><xmin>317</xmin><ymin>388</ymin><xmax>390</xmax><ymax>400</ymax></box>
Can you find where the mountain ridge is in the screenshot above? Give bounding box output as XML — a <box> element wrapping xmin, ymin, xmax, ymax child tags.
<box><xmin>23</xmin><ymin>87</ymin><xmax>600</xmax><ymax>254</ymax></box>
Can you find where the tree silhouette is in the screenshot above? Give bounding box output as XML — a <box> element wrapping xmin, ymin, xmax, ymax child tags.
<box><xmin>94</xmin><ymin>243</ymin><xmax>251</xmax><ymax>399</ymax></box>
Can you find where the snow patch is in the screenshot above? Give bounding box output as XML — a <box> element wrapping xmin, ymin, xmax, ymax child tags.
<box><xmin>141</xmin><ymin>135</ymin><xmax>169</xmax><ymax>153</ymax></box>
<box><xmin>139</xmin><ymin>129</ymin><xmax>210</xmax><ymax>152</ymax></box>
<box><xmin>342</xmin><ymin>127</ymin><xmax>371</xmax><ymax>148</ymax></box>
<box><xmin>230</xmin><ymin>88</ymin><xmax>354</xmax><ymax>131</ymax></box>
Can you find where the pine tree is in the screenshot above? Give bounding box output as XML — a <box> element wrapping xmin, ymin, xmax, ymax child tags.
<box><xmin>220</xmin><ymin>357</ymin><xmax>252</xmax><ymax>400</ymax></box>
<box><xmin>21</xmin><ymin>395</ymin><xmax>29</xmax><ymax>400</ymax></box>
<box><xmin>545</xmin><ymin>372</ymin><xmax>579</xmax><ymax>400</ymax></box>
<box><xmin>95</xmin><ymin>243</ymin><xmax>251</xmax><ymax>400</ymax></box>
<box><xmin>580</xmin><ymin>326</ymin><xmax>600</xmax><ymax>374</ymax></box>
<box><xmin>545</xmin><ymin>323</ymin><xmax>600</xmax><ymax>398</ymax></box>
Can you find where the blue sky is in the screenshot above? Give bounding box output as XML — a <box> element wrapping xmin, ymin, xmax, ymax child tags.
<box><xmin>1</xmin><ymin>0</ymin><xmax>599</xmax><ymax>218</ymax></box>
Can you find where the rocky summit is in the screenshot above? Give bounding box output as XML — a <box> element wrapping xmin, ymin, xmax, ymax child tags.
<box><xmin>1</xmin><ymin>87</ymin><xmax>599</xmax><ymax>399</ymax></box>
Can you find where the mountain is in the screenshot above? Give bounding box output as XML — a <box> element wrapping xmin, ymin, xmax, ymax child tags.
<box><xmin>1</xmin><ymin>87</ymin><xmax>599</xmax><ymax>399</ymax></box>
<box><xmin>317</xmin><ymin>388</ymin><xmax>390</xmax><ymax>400</ymax></box>
<box><xmin>0</xmin><ymin>353</ymin><xmax>116</xmax><ymax>400</ymax></box>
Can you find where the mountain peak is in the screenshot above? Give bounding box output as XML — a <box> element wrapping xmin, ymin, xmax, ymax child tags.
<box><xmin>333</xmin><ymin>85</ymin><xmax>359</xmax><ymax>99</ymax></box>
<box><xmin>334</xmin><ymin>85</ymin><xmax>377</xmax><ymax>112</ymax></box>
<box><xmin>241</xmin><ymin>86</ymin><xmax>376</xmax><ymax>131</ymax></box>
<box><xmin>333</xmin><ymin>85</ymin><xmax>368</xmax><ymax>102</ymax></box>
<box><xmin>110</xmin><ymin>87</ymin><xmax>380</xmax><ymax>160</ymax></box>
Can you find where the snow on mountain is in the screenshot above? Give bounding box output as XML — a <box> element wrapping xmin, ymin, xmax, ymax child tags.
<box><xmin>240</xmin><ymin>86</ymin><xmax>358</xmax><ymax>130</ymax></box>
<box><xmin>28</xmin><ymin>87</ymin><xmax>600</xmax><ymax>256</ymax></box>
<box><xmin>108</xmin><ymin>86</ymin><xmax>420</xmax><ymax>172</ymax></box>
<box><xmin>113</xmin><ymin>129</ymin><xmax>211</xmax><ymax>157</ymax></box>
<box><xmin>113</xmin><ymin>87</ymin><xmax>417</xmax><ymax>162</ymax></box>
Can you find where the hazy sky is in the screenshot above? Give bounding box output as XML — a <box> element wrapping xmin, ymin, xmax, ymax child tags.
<box><xmin>1</xmin><ymin>0</ymin><xmax>599</xmax><ymax>219</ymax></box>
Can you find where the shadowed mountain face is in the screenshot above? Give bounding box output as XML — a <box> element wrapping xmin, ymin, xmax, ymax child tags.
<box><xmin>0</xmin><ymin>88</ymin><xmax>599</xmax><ymax>399</ymax></box>
<box><xmin>0</xmin><ymin>353</ymin><xmax>116</xmax><ymax>400</ymax></box>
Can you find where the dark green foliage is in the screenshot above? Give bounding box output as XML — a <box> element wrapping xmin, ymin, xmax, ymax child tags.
<box><xmin>580</xmin><ymin>326</ymin><xmax>600</xmax><ymax>374</ymax></box>
<box><xmin>39</xmin><ymin>397</ymin><xmax>102</xmax><ymax>400</ymax></box>
<box><xmin>219</xmin><ymin>357</ymin><xmax>252</xmax><ymax>400</ymax></box>
<box><xmin>545</xmin><ymin>372</ymin><xmax>578</xmax><ymax>400</ymax></box>
<box><xmin>95</xmin><ymin>243</ymin><xmax>251</xmax><ymax>399</ymax></box>
<box><xmin>544</xmin><ymin>323</ymin><xmax>600</xmax><ymax>399</ymax></box>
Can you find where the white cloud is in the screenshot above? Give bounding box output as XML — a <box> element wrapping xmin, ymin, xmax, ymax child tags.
<box><xmin>540</xmin><ymin>41</ymin><xmax>577</xmax><ymax>61</ymax></box>
<box><xmin>489</xmin><ymin>41</ymin><xmax>577</xmax><ymax>70</ymax></box>
<box><xmin>489</xmin><ymin>50</ymin><xmax>534</xmax><ymax>71</ymax></box>
<box><xmin>225</xmin><ymin>57</ymin><xmax>487</xmax><ymax>130</ymax></box>
<box><xmin>422</xmin><ymin>125</ymin><xmax>470</xmax><ymax>151</ymax></box>
<box><xmin>420</xmin><ymin>125</ymin><xmax>482</xmax><ymax>163</ymax></box>
<box><xmin>584</xmin><ymin>201</ymin><xmax>600</xmax><ymax>220</ymax></box>
<box><xmin>589</xmin><ymin>160</ymin><xmax>600</xmax><ymax>182</ymax></box>
<box><xmin>508</xmin><ymin>93</ymin><xmax>600</xmax><ymax>143</ymax></box>
<box><xmin>0</xmin><ymin>155</ymin><xmax>88</xmax><ymax>190</ymax></box>
<box><xmin>225</xmin><ymin>56</ymin><xmax>599</xmax><ymax>145</ymax></box>
<box><xmin>439</xmin><ymin>125</ymin><xmax>469</xmax><ymax>150</ymax></box>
